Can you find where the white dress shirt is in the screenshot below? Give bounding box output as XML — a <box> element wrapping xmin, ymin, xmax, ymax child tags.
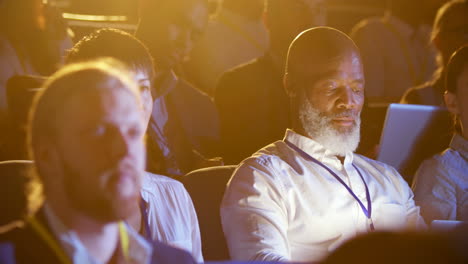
<box><xmin>43</xmin><ymin>204</ymin><xmax>152</xmax><ymax>264</ymax></box>
<box><xmin>221</xmin><ymin>129</ymin><xmax>425</xmax><ymax>262</ymax></box>
<box><xmin>412</xmin><ymin>134</ymin><xmax>468</xmax><ymax>223</ymax></box>
<box><xmin>140</xmin><ymin>172</ymin><xmax>204</xmax><ymax>262</ymax></box>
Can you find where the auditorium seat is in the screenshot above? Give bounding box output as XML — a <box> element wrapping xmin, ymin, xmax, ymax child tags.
<box><xmin>183</xmin><ymin>165</ymin><xmax>236</xmax><ymax>261</ymax></box>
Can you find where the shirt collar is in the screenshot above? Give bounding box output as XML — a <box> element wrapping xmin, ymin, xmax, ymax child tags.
<box><xmin>450</xmin><ymin>134</ymin><xmax>468</xmax><ymax>160</ymax></box>
<box><xmin>284</xmin><ymin>129</ymin><xmax>354</xmax><ymax>170</ymax></box>
<box><xmin>43</xmin><ymin>204</ymin><xmax>152</xmax><ymax>264</ymax></box>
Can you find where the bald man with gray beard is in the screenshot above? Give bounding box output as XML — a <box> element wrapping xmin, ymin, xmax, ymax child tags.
<box><xmin>220</xmin><ymin>27</ymin><xmax>426</xmax><ymax>263</ymax></box>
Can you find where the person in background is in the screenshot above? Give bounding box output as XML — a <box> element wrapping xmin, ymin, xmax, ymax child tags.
<box><xmin>65</xmin><ymin>28</ymin><xmax>203</xmax><ymax>262</ymax></box>
<box><xmin>136</xmin><ymin>0</ymin><xmax>221</xmax><ymax>176</ymax></box>
<box><xmin>221</xmin><ymin>27</ymin><xmax>425</xmax><ymax>263</ymax></box>
<box><xmin>350</xmin><ymin>0</ymin><xmax>444</xmax><ymax>105</ymax></box>
<box><xmin>412</xmin><ymin>45</ymin><xmax>468</xmax><ymax>223</ymax></box>
<box><xmin>0</xmin><ymin>59</ymin><xmax>197</xmax><ymax>264</ymax></box>
<box><xmin>215</xmin><ymin>0</ymin><xmax>327</xmax><ymax>164</ymax></box>
<box><xmin>401</xmin><ymin>0</ymin><xmax>468</xmax><ymax>106</ymax></box>
<box><xmin>0</xmin><ymin>0</ymin><xmax>72</xmax><ymax>158</ymax></box>
<box><xmin>184</xmin><ymin>0</ymin><xmax>268</xmax><ymax>96</ymax></box>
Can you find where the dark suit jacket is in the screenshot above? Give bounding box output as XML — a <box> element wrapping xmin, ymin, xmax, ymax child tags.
<box><xmin>0</xmin><ymin>210</ymin><xmax>197</xmax><ymax>264</ymax></box>
<box><xmin>166</xmin><ymin>79</ymin><xmax>220</xmax><ymax>157</ymax></box>
<box><xmin>215</xmin><ymin>54</ymin><xmax>290</xmax><ymax>164</ymax></box>
<box><xmin>147</xmin><ymin>77</ymin><xmax>221</xmax><ymax>176</ymax></box>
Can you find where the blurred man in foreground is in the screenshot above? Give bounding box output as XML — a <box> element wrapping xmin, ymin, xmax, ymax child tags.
<box><xmin>0</xmin><ymin>59</ymin><xmax>196</xmax><ymax>264</ymax></box>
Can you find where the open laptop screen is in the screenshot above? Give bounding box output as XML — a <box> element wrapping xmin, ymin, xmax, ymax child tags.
<box><xmin>377</xmin><ymin>104</ymin><xmax>452</xmax><ymax>183</ymax></box>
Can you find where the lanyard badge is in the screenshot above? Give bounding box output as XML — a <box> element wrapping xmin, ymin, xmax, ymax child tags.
<box><xmin>285</xmin><ymin>140</ymin><xmax>375</xmax><ymax>232</ymax></box>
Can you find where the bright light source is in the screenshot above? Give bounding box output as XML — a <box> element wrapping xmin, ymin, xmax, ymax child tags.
<box><xmin>62</xmin><ymin>13</ymin><xmax>128</xmax><ymax>22</ymax></box>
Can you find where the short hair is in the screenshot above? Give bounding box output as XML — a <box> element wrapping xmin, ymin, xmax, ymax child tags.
<box><xmin>28</xmin><ymin>58</ymin><xmax>140</xmax><ymax>159</ymax></box>
<box><xmin>432</xmin><ymin>0</ymin><xmax>468</xmax><ymax>42</ymax></box>
<box><xmin>66</xmin><ymin>28</ymin><xmax>155</xmax><ymax>83</ymax></box>
<box><xmin>285</xmin><ymin>27</ymin><xmax>360</xmax><ymax>80</ymax></box>
<box><xmin>446</xmin><ymin>45</ymin><xmax>468</xmax><ymax>94</ymax></box>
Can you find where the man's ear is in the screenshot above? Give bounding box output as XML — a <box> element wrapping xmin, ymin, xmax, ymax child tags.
<box><xmin>35</xmin><ymin>142</ymin><xmax>60</xmax><ymax>174</ymax></box>
<box><xmin>432</xmin><ymin>33</ymin><xmax>443</xmax><ymax>52</ymax></box>
<box><xmin>444</xmin><ymin>91</ymin><xmax>459</xmax><ymax>115</ymax></box>
<box><xmin>284</xmin><ymin>73</ymin><xmax>297</xmax><ymax>98</ymax></box>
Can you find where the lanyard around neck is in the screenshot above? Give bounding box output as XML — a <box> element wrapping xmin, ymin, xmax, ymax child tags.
<box><xmin>118</xmin><ymin>222</ymin><xmax>130</xmax><ymax>261</ymax></box>
<box><xmin>29</xmin><ymin>216</ymin><xmax>131</xmax><ymax>264</ymax></box>
<box><xmin>285</xmin><ymin>140</ymin><xmax>375</xmax><ymax>231</ymax></box>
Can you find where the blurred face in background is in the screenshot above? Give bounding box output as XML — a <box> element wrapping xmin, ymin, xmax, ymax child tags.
<box><xmin>138</xmin><ymin>0</ymin><xmax>209</xmax><ymax>69</ymax></box>
<box><xmin>267</xmin><ymin>0</ymin><xmax>326</xmax><ymax>50</ymax></box>
<box><xmin>134</xmin><ymin>70</ymin><xmax>152</xmax><ymax>128</ymax></box>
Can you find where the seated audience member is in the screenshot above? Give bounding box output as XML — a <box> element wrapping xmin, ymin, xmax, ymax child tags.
<box><xmin>0</xmin><ymin>0</ymin><xmax>72</xmax><ymax>157</ymax></box>
<box><xmin>136</xmin><ymin>0</ymin><xmax>221</xmax><ymax>176</ymax></box>
<box><xmin>401</xmin><ymin>0</ymin><xmax>468</xmax><ymax>106</ymax></box>
<box><xmin>412</xmin><ymin>45</ymin><xmax>468</xmax><ymax>223</ymax></box>
<box><xmin>184</xmin><ymin>0</ymin><xmax>268</xmax><ymax>96</ymax></box>
<box><xmin>65</xmin><ymin>28</ymin><xmax>203</xmax><ymax>262</ymax></box>
<box><xmin>215</xmin><ymin>0</ymin><xmax>327</xmax><ymax>164</ymax></box>
<box><xmin>324</xmin><ymin>231</ymin><xmax>468</xmax><ymax>264</ymax></box>
<box><xmin>221</xmin><ymin>27</ymin><xmax>425</xmax><ymax>263</ymax></box>
<box><xmin>350</xmin><ymin>0</ymin><xmax>441</xmax><ymax>104</ymax></box>
<box><xmin>0</xmin><ymin>59</ymin><xmax>197</xmax><ymax>264</ymax></box>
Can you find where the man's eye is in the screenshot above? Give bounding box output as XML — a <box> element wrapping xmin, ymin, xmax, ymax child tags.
<box><xmin>325</xmin><ymin>82</ymin><xmax>337</xmax><ymax>90</ymax></box>
<box><xmin>91</xmin><ymin>125</ymin><xmax>107</xmax><ymax>137</ymax></box>
<box><xmin>139</xmin><ymin>85</ymin><xmax>150</xmax><ymax>93</ymax></box>
<box><xmin>352</xmin><ymin>85</ymin><xmax>364</xmax><ymax>93</ymax></box>
<box><xmin>128</xmin><ymin>127</ymin><xmax>143</xmax><ymax>139</ymax></box>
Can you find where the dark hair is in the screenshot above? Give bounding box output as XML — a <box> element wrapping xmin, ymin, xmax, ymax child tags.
<box><xmin>445</xmin><ymin>45</ymin><xmax>468</xmax><ymax>94</ymax></box>
<box><xmin>432</xmin><ymin>0</ymin><xmax>468</xmax><ymax>42</ymax></box>
<box><xmin>445</xmin><ymin>45</ymin><xmax>468</xmax><ymax>134</ymax></box>
<box><xmin>66</xmin><ymin>28</ymin><xmax>155</xmax><ymax>83</ymax></box>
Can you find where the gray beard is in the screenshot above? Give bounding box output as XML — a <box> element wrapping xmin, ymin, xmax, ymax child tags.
<box><xmin>299</xmin><ymin>98</ymin><xmax>361</xmax><ymax>157</ymax></box>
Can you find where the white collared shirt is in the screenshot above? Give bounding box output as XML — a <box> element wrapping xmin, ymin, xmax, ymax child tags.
<box><xmin>140</xmin><ymin>172</ymin><xmax>203</xmax><ymax>263</ymax></box>
<box><xmin>221</xmin><ymin>129</ymin><xmax>425</xmax><ymax>262</ymax></box>
<box><xmin>43</xmin><ymin>204</ymin><xmax>153</xmax><ymax>264</ymax></box>
<box><xmin>412</xmin><ymin>134</ymin><xmax>468</xmax><ymax>222</ymax></box>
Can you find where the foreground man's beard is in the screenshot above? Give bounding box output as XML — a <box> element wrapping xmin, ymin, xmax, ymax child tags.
<box><xmin>62</xmin><ymin>159</ymin><xmax>141</xmax><ymax>223</ymax></box>
<box><xmin>299</xmin><ymin>98</ymin><xmax>361</xmax><ymax>157</ymax></box>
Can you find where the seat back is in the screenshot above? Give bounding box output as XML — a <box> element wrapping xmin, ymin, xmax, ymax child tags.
<box><xmin>0</xmin><ymin>160</ymin><xmax>34</xmax><ymax>227</ymax></box>
<box><xmin>4</xmin><ymin>75</ymin><xmax>44</xmax><ymax>160</ymax></box>
<box><xmin>183</xmin><ymin>165</ymin><xmax>236</xmax><ymax>261</ymax></box>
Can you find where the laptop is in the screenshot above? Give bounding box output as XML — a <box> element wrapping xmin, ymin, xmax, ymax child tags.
<box><xmin>376</xmin><ymin>104</ymin><xmax>452</xmax><ymax>181</ymax></box>
<box><xmin>431</xmin><ymin>220</ymin><xmax>467</xmax><ymax>232</ymax></box>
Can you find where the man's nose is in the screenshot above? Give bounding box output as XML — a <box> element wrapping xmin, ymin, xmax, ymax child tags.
<box><xmin>110</xmin><ymin>129</ymin><xmax>130</xmax><ymax>160</ymax></box>
<box><xmin>337</xmin><ymin>87</ymin><xmax>357</xmax><ymax>109</ymax></box>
